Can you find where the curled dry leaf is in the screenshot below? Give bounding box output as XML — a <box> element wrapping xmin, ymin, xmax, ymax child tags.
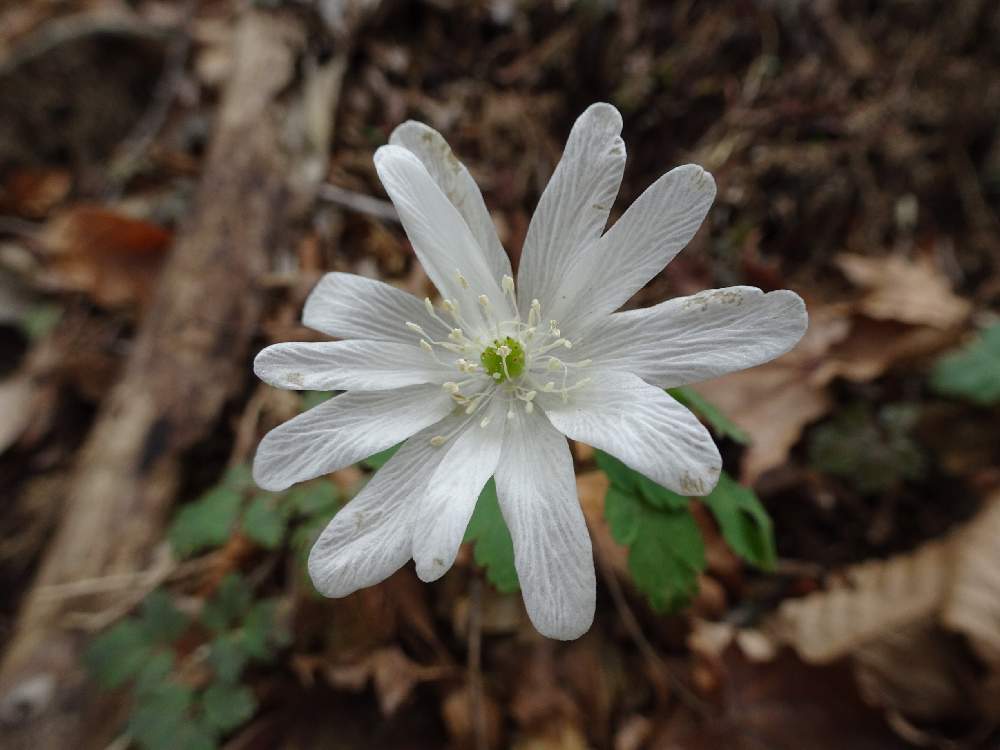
<box><xmin>774</xmin><ymin>537</ymin><xmax>953</xmax><ymax>663</ymax></box>
<box><xmin>835</xmin><ymin>252</ymin><xmax>971</xmax><ymax>330</ymax></box>
<box><xmin>942</xmin><ymin>491</ymin><xmax>1000</xmax><ymax>667</ymax></box>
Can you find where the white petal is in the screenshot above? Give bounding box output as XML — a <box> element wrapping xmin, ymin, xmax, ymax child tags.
<box><xmin>580</xmin><ymin>288</ymin><xmax>808</xmax><ymax>387</ymax></box>
<box><xmin>494</xmin><ymin>408</ymin><xmax>595</xmax><ymax>640</ymax></box>
<box><xmin>557</xmin><ymin>164</ymin><xmax>716</xmax><ymax>332</ymax></box>
<box><xmin>412</xmin><ymin>398</ymin><xmax>506</xmax><ymax>582</ymax></box>
<box><xmin>303</xmin><ymin>272</ymin><xmax>441</xmax><ymax>344</ymax></box>
<box><xmin>253</xmin><ymin>384</ymin><xmax>453</xmax><ymax>492</ymax></box>
<box><xmin>308</xmin><ymin>422</ymin><xmax>451</xmax><ymax>597</ymax></box>
<box><xmin>374</xmin><ymin>145</ymin><xmax>508</xmax><ymax>322</ymax></box>
<box><xmin>390</xmin><ymin>121</ymin><xmax>512</xmax><ymax>285</ymax></box>
<box><xmin>254</xmin><ymin>340</ymin><xmax>453</xmax><ymax>391</ymax></box>
<box><xmin>541</xmin><ymin>370</ymin><xmax>721</xmax><ymax>496</ymax></box>
<box><xmin>517</xmin><ymin>103</ymin><xmax>626</xmax><ymax>319</ymax></box>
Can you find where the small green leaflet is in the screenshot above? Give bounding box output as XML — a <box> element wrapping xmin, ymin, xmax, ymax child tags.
<box><xmin>668</xmin><ymin>386</ymin><xmax>750</xmax><ymax>444</ymax></box>
<box><xmin>701</xmin><ymin>473</ymin><xmax>777</xmax><ymax>571</ymax></box>
<box><xmin>931</xmin><ymin>324</ymin><xmax>1000</xmax><ymax>405</ymax></box>
<box><xmin>597</xmin><ymin>451</ymin><xmax>704</xmax><ymax>611</ymax></box>
<box><xmin>463</xmin><ymin>479</ymin><xmax>519</xmax><ymax>593</ymax></box>
<box><xmin>596</xmin><ymin>450</ymin><xmax>777</xmax><ymax>610</ymax></box>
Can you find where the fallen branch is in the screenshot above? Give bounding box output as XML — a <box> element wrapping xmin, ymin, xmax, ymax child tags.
<box><xmin>0</xmin><ymin>7</ymin><xmax>346</xmax><ymax>748</ymax></box>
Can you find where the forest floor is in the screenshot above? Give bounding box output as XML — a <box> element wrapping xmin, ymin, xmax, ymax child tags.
<box><xmin>1</xmin><ymin>1</ymin><xmax>999</xmax><ymax>749</ymax></box>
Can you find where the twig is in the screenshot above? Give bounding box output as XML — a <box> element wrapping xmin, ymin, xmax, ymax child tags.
<box><xmin>104</xmin><ymin>0</ymin><xmax>198</xmax><ymax>198</ymax></box>
<box><xmin>595</xmin><ymin>547</ymin><xmax>709</xmax><ymax>715</ymax></box>
<box><xmin>317</xmin><ymin>183</ymin><xmax>399</xmax><ymax>222</ymax></box>
<box><xmin>467</xmin><ymin>576</ymin><xmax>487</xmax><ymax>750</ymax></box>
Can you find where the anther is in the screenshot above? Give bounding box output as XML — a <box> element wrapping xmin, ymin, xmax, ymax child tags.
<box><xmin>420</xmin><ymin>340</ymin><xmax>433</xmax><ymax>353</ymax></box>
<box><xmin>405</xmin><ymin>322</ymin><xmax>426</xmax><ymax>335</ymax></box>
<box><xmin>430</xmin><ymin>436</ymin><xmax>447</xmax><ymax>447</ymax></box>
<box><xmin>501</xmin><ymin>275</ymin><xmax>515</xmax><ymax>293</ymax></box>
<box><xmin>456</xmin><ymin>271</ymin><xmax>469</xmax><ymax>289</ymax></box>
<box><xmin>478</xmin><ymin>294</ymin><xmax>490</xmax><ymax>307</ymax></box>
<box><xmin>480</xmin><ymin>416</ymin><xmax>491</xmax><ymax>428</ymax></box>
<box><xmin>424</xmin><ymin>297</ymin><xmax>435</xmax><ymax>316</ymax></box>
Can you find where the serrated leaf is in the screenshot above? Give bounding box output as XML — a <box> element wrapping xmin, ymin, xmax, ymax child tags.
<box><xmin>669</xmin><ymin>386</ymin><xmax>750</xmax><ymax>444</ymax></box>
<box><xmin>201</xmin><ymin>681</ymin><xmax>256</xmax><ymax>733</ymax></box>
<box><xmin>287</xmin><ymin>481</ymin><xmax>339</xmax><ymax>516</ymax></box>
<box><xmin>169</xmin><ymin>486</ymin><xmax>244</xmax><ymax>558</ymax></box>
<box><xmin>363</xmin><ymin>443</ymin><xmax>401</xmax><ymax>470</ymax></box>
<box><xmin>202</xmin><ymin>574</ymin><xmax>252</xmax><ymax>633</ymax></box>
<box><xmin>702</xmin><ymin>472</ymin><xmax>777</xmax><ymax>570</ymax></box>
<box><xmin>208</xmin><ymin>634</ymin><xmax>248</xmax><ymax>683</ymax></box>
<box><xmin>128</xmin><ymin>682</ymin><xmax>195</xmax><ymax>750</ymax></box>
<box><xmin>931</xmin><ymin>324</ymin><xmax>1000</xmax><ymax>405</ymax></box>
<box><xmin>628</xmin><ymin>508</ymin><xmax>704</xmax><ymax>612</ymax></box>
<box><xmin>463</xmin><ymin>479</ymin><xmax>519</xmax><ymax>593</ymax></box>
<box><xmin>242</xmin><ymin>495</ymin><xmax>288</xmax><ymax>549</ymax></box>
<box><xmin>139</xmin><ymin>590</ymin><xmax>188</xmax><ymax>644</ymax></box>
<box><xmin>84</xmin><ymin>619</ymin><xmax>154</xmax><ymax>689</ymax></box>
<box><xmin>241</xmin><ymin>600</ymin><xmax>284</xmax><ymax>659</ymax></box>
<box><xmin>595</xmin><ymin>450</ymin><xmax>687</xmax><ymax>510</ymax></box>
<box><xmin>133</xmin><ymin>651</ymin><xmax>175</xmax><ymax>696</ymax></box>
<box><xmin>598</xmin><ymin>450</ymin><xmax>706</xmax><ymax>612</ymax></box>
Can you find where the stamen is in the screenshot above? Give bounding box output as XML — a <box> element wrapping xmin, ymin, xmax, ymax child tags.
<box><xmin>456</xmin><ymin>271</ymin><xmax>469</xmax><ymax>289</ymax></box>
<box><xmin>501</xmin><ymin>275</ymin><xmax>514</xmax><ymax>294</ymax></box>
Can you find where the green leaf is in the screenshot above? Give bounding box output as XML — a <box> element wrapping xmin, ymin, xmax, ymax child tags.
<box><xmin>128</xmin><ymin>682</ymin><xmax>195</xmax><ymax>750</ymax></box>
<box><xmin>931</xmin><ymin>324</ymin><xmax>1000</xmax><ymax>405</ymax></box>
<box><xmin>701</xmin><ymin>473</ymin><xmax>777</xmax><ymax>571</ymax></box>
<box><xmin>596</xmin><ymin>450</ymin><xmax>687</xmax><ymax>510</ymax></box>
<box><xmin>208</xmin><ymin>634</ymin><xmax>248</xmax><ymax>683</ymax></box>
<box><xmin>669</xmin><ymin>386</ymin><xmax>750</xmax><ymax>445</ymax></box>
<box><xmin>241</xmin><ymin>600</ymin><xmax>285</xmax><ymax>660</ymax></box>
<box><xmin>221</xmin><ymin>464</ymin><xmax>254</xmax><ymax>493</ymax></box>
<box><xmin>169</xmin><ymin>722</ymin><xmax>218</xmax><ymax>750</ymax></box>
<box><xmin>287</xmin><ymin>481</ymin><xmax>339</xmax><ymax>516</ymax></box>
<box><xmin>139</xmin><ymin>590</ymin><xmax>188</xmax><ymax>644</ymax></box>
<box><xmin>363</xmin><ymin>443</ymin><xmax>401</xmax><ymax>470</ymax></box>
<box><xmin>169</xmin><ymin>486</ymin><xmax>244</xmax><ymax>558</ymax></box>
<box><xmin>300</xmin><ymin>391</ymin><xmax>334</xmax><ymax>411</ymax></box>
<box><xmin>201</xmin><ymin>681</ymin><xmax>257</xmax><ymax>733</ymax></box>
<box><xmin>202</xmin><ymin>574</ymin><xmax>252</xmax><ymax>633</ymax></box>
<box><xmin>242</xmin><ymin>495</ymin><xmax>288</xmax><ymax>549</ymax></box>
<box><xmin>133</xmin><ymin>651</ymin><xmax>175</xmax><ymax>696</ymax></box>
<box><xmin>464</xmin><ymin>479</ymin><xmax>519</xmax><ymax>593</ymax></box>
<box><xmin>85</xmin><ymin>620</ymin><xmax>154</xmax><ymax>689</ymax></box>
<box><xmin>598</xmin><ymin>450</ymin><xmax>706</xmax><ymax>612</ymax></box>
<box><xmin>628</xmin><ymin>508</ymin><xmax>704</xmax><ymax>612</ymax></box>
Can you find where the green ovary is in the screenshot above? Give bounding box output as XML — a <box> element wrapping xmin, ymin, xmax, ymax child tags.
<box><xmin>480</xmin><ymin>336</ymin><xmax>525</xmax><ymax>382</ymax></box>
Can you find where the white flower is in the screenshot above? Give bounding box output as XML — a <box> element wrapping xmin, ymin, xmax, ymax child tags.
<box><xmin>253</xmin><ymin>103</ymin><xmax>807</xmax><ymax>640</ymax></box>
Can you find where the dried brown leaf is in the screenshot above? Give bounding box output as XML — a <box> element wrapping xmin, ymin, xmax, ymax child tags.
<box><xmin>942</xmin><ymin>491</ymin><xmax>1000</xmax><ymax>667</ymax></box>
<box><xmin>40</xmin><ymin>205</ymin><xmax>172</xmax><ymax>308</ymax></box>
<box><xmin>836</xmin><ymin>253</ymin><xmax>971</xmax><ymax>329</ymax></box>
<box><xmin>774</xmin><ymin>538</ymin><xmax>954</xmax><ymax>663</ymax></box>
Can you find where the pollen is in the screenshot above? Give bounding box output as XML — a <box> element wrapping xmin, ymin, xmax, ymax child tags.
<box><xmin>480</xmin><ymin>336</ymin><xmax>525</xmax><ymax>382</ymax></box>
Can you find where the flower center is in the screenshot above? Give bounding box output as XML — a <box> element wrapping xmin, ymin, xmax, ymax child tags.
<box><xmin>480</xmin><ymin>336</ymin><xmax>525</xmax><ymax>382</ymax></box>
<box><xmin>403</xmin><ymin>270</ymin><xmax>593</xmax><ymax>446</ymax></box>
